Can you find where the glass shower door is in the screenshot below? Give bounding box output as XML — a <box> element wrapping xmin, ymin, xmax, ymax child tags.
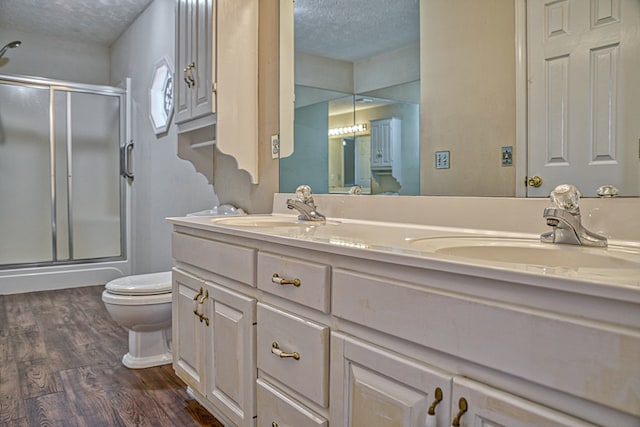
<box><xmin>63</xmin><ymin>90</ymin><xmax>123</xmax><ymax>261</ymax></box>
<box><xmin>0</xmin><ymin>78</ymin><xmax>126</xmax><ymax>267</ymax></box>
<box><xmin>0</xmin><ymin>83</ymin><xmax>53</xmax><ymax>264</ymax></box>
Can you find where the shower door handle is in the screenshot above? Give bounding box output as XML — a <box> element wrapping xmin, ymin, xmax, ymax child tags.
<box><xmin>120</xmin><ymin>141</ymin><xmax>134</xmax><ymax>180</ymax></box>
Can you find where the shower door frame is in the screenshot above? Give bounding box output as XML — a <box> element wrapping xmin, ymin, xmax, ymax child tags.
<box><xmin>0</xmin><ymin>74</ymin><xmax>132</xmax><ymax>292</ymax></box>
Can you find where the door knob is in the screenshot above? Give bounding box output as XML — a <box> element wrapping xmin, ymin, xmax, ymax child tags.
<box><xmin>527</xmin><ymin>175</ymin><xmax>543</xmax><ymax>187</ymax></box>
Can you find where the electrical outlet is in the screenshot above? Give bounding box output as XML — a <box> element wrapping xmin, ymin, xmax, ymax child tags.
<box><xmin>271</xmin><ymin>134</ymin><xmax>280</xmax><ymax>159</ymax></box>
<box><xmin>435</xmin><ymin>151</ymin><xmax>450</xmax><ymax>169</ymax></box>
<box><xmin>501</xmin><ymin>146</ymin><xmax>513</xmax><ymax>166</ymax></box>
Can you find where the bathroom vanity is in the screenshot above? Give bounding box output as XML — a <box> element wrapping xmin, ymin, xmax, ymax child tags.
<box><xmin>168</xmin><ymin>195</ymin><xmax>640</xmax><ymax>427</ymax></box>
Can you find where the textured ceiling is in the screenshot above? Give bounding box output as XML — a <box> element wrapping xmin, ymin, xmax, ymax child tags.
<box><xmin>0</xmin><ymin>0</ymin><xmax>153</xmax><ymax>46</ymax></box>
<box><xmin>0</xmin><ymin>0</ymin><xmax>419</xmax><ymax>58</ymax></box>
<box><xmin>295</xmin><ymin>0</ymin><xmax>420</xmax><ymax>62</ymax></box>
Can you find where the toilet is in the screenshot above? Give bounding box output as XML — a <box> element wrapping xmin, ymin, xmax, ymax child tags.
<box><xmin>101</xmin><ymin>271</ymin><xmax>173</xmax><ymax>369</ymax></box>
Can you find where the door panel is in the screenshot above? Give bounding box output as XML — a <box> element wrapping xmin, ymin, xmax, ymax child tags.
<box><xmin>527</xmin><ymin>0</ymin><xmax>640</xmax><ymax>197</ymax></box>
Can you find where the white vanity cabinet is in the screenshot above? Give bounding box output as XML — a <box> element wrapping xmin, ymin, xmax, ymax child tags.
<box><xmin>330</xmin><ymin>332</ymin><xmax>452</xmax><ymax>427</ymax></box>
<box><xmin>172</xmin><ymin>269</ymin><xmax>207</xmax><ymax>393</ymax></box>
<box><xmin>450</xmin><ymin>377</ymin><xmax>598</xmax><ymax>427</ymax></box>
<box><xmin>171</xmin><ymin>231</ymin><xmax>258</xmax><ymax>427</ymax></box>
<box><xmin>175</xmin><ymin>0</ymin><xmax>216</xmax><ymax>125</ymax></box>
<box><xmin>169</xmin><ymin>217</ymin><xmax>640</xmax><ymax>427</ymax></box>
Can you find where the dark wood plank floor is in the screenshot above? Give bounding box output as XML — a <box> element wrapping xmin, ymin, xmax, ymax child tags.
<box><xmin>0</xmin><ymin>285</ymin><xmax>223</xmax><ymax>427</ymax></box>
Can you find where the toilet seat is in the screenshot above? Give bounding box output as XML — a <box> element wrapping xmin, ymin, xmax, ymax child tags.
<box><xmin>105</xmin><ymin>271</ymin><xmax>172</xmax><ymax>296</ymax></box>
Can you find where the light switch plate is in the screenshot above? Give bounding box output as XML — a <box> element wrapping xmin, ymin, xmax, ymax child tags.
<box><xmin>435</xmin><ymin>151</ymin><xmax>450</xmax><ymax>169</ymax></box>
<box><xmin>501</xmin><ymin>146</ymin><xmax>513</xmax><ymax>166</ymax></box>
<box><xmin>271</xmin><ymin>134</ymin><xmax>280</xmax><ymax>159</ymax></box>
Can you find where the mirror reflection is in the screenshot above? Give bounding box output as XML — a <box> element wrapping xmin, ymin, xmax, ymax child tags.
<box><xmin>280</xmin><ymin>0</ymin><xmax>640</xmax><ymax>197</ymax></box>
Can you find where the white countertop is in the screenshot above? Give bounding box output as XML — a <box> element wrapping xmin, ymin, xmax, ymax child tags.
<box><xmin>168</xmin><ymin>212</ymin><xmax>640</xmax><ymax>304</ymax></box>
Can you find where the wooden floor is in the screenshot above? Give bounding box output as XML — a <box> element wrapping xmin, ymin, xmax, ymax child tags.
<box><xmin>0</xmin><ymin>285</ymin><xmax>223</xmax><ymax>427</ymax></box>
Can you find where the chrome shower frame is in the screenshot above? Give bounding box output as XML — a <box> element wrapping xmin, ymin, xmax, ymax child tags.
<box><xmin>0</xmin><ymin>73</ymin><xmax>132</xmax><ymax>282</ymax></box>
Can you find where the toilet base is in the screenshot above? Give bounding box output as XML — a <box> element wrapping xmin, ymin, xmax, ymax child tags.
<box><xmin>121</xmin><ymin>328</ymin><xmax>172</xmax><ymax>369</ymax></box>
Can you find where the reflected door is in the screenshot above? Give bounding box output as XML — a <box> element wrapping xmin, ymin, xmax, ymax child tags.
<box><xmin>527</xmin><ymin>0</ymin><xmax>640</xmax><ymax>197</ymax></box>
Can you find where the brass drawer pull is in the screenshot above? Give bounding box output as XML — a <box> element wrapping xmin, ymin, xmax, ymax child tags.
<box><xmin>452</xmin><ymin>397</ymin><xmax>468</xmax><ymax>427</ymax></box>
<box><xmin>193</xmin><ymin>309</ymin><xmax>209</xmax><ymax>326</ymax></box>
<box><xmin>428</xmin><ymin>387</ymin><xmax>443</xmax><ymax>415</ymax></box>
<box><xmin>271</xmin><ymin>342</ymin><xmax>300</xmax><ymax>360</ymax></box>
<box><xmin>193</xmin><ymin>287</ymin><xmax>208</xmax><ymax>304</ymax></box>
<box><xmin>272</xmin><ymin>273</ymin><xmax>301</xmax><ymax>287</ymax></box>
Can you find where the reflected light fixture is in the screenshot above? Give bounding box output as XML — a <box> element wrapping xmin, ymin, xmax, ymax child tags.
<box><xmin>328</xmin><ymin>123</ymin><xmax>368</xmax><ymax>136</ymax></box>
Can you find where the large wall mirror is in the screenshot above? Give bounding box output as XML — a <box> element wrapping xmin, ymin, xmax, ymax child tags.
<box><xmin>279</xmin><ymin>0</ymin><xmax>640</xmax><ymax>197</ymax></box>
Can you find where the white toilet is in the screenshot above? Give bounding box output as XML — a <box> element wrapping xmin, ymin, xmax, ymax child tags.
<box><xmin>102</xmin><ymin>271</ymin><xmax>173</xmax><ymax>369</ymax></box>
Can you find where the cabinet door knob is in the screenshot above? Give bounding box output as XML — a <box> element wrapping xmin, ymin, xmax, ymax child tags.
<box><xmin>451</xmin><ymin>397</ymin><xmax>468</xmax><ymax>427</ymax></box>
<box><xmin>272</xmin><ymin>273</ymin><xmax>301</xmax><ymax>287</ymax></box>
<box><xmin>193</xmin><ymin>286</ymin><xmax>203</xmax><ymax>301</ymax></box>
<box><xmin>271</xmin><ymin>342</ymin><xmax>300</xmax><ymax>360</ymax></box>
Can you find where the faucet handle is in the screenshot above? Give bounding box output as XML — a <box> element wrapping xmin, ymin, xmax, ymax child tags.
<box><xmin>549</xmin><ymin>184</ymin><xmax>581</xmax><ymax>214</ymax></box>
<box><xmin>295</xmin><ymin>185</ymin><xmax>314</xmax><ymax>203</ymax></box>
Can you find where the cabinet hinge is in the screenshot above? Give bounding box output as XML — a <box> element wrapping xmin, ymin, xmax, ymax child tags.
<box><xmin>212</xmin><ymin>82</ymin><xmax>217</xmax><ymax>93</ymax></box>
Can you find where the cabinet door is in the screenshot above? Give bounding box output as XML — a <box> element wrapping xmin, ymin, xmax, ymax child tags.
<box><xmin>175</xmin><ymin>0</ymin><xmax>193</xmax><ymax>123</ymax></box>
<box><xmin>172</xmin><ymin>269</ymin><xmax>206</xmax><ymax>393</ymax></box>
<box><xmin>175</xmin><ymin>0</ymin><xmax>215</xmax><ymax>124</ymax></box>
<box><xmin>451</xmin><ymin>377</ymin><xmax>598</xmax><ymax>427</ymax></box>
<box><xmin>331</xmin><ymin>332</ymin><xmax>452</xmax><ymax>427</ymax></box>
<box><xmin>206</xmin><ymin>281</ymin><xmax>257</xmax><ymax>427</ymax></box>
<box><xmin>191</xmin><ymin>0</ymin><xmax>215</xmax><ymax>119</ymax></box>
<box><xmin>371</xmin><ymin>119</ymin><xmax>394</xmax><ymax>169</ymax></box>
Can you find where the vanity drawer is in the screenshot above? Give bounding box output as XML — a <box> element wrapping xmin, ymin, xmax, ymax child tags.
<box><xmin>257</xmin><ymin>378</ymin><xmax>327</xmax><ymax>427</ymax></box>
<box><xmin>257</xmin><ymin>303</ymin><xmax>329</xmax><ymax>407</ymax></box>
<box><xmin>172</xmin><ymin>232</ymin><xmax>256</xmax><ymax>286</ymax></box>
<box><xmin>257</xmin><ymin>252</ymin><xmax>330</xmax><ymax>313</ymax></box>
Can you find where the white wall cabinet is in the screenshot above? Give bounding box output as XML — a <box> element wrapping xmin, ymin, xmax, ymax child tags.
<box><xmin>175</xmin><ymin>0</ymin><xmax>216</xmax><ymax>125</ymax></box>
<box><xmin>169</xmin><ymin>218</ymin><xmax>639</xmax><ymax>427</ymax></box>
<box><xmin>175</xmin><ymin>0</ymin><xmax>259</xmax><ymax>182</ymax></box>
<box><xmin>370</xmin><ymin>118</ymin><xmax>400</xmax><ymax>170</ymax></box>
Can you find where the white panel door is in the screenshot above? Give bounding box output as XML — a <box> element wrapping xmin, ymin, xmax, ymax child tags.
<box><xmin>527</xmin><ymin>0</ymin><xmax>640</xmax><ymax>197</ymax></box>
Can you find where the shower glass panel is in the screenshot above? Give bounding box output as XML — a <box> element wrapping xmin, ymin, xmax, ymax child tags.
<box><xmin>0</xmin><ymin>83</ymin><xmax>52</xmax><ymax>264</ymax></box>
<box><xmin>0</xmin><ymin>75</ymin><xmax>127</xmax><ymax>268</ymax></box>
<box><xmin>68</xmin><ymin>91</ymin><xmax>122</xmax><ymax>260</ymax></box>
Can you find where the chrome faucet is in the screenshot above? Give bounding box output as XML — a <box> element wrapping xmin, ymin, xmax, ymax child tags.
<box><xmin>540</xmin><ymin>184</ymin><xmax>607</xmax><ymax>247</ymax></box>
<box><xmin>286</xmin><ymin>185</ymin><xmax>326</xmax><ymax>223</ymax></box>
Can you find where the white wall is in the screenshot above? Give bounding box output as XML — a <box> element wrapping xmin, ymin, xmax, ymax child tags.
<box><xmin>0</xmin><ymin>28</ymin><xmax>109</xmax><ymax>84</ymax></box>
<box><xmin>110</xmin><ymin>0</ymin><xmax>219</xmax><ymax>275</ymax></box>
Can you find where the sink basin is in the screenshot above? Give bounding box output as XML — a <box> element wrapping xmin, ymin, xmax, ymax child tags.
<box><xmin>212</xmin><ymin>215</ymin><xmax>340</xmax><ymax>228</ymax></box>
<box><xmin>409</xmin><ymin>236</ymin><xmax>640</xmax><ymax>269</ymax></box>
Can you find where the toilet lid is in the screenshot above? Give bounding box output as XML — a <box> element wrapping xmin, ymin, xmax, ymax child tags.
<box><xmin>105</xmin><ymin>271</ymin><xmax>172</xmax><ymax>296</ymax></box>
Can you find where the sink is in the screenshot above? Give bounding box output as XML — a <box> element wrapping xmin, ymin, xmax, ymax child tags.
<box><xmin>409</xmin><ymin>236</ymin><xmax>640</xmax><ymax>270</ymax></box>
<box><xmin>212</xmin><ymin>215</ymin><xmax>341</xmax><ymax>228</ymax></box>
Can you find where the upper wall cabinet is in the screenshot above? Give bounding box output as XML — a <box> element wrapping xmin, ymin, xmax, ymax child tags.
<box><xmin>175</xmin><ymin>0</ymin><xmax>259</xmax><ymax>184</ymax></box>
<box><xmin>175</xmin><ymin>0</ymin><xmax>216</xmax><ymax>126</ymax></box>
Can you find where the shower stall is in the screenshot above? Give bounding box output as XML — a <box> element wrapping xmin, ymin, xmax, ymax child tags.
<box><xmin>0</xmin><ymin>74</ymin><xmax>132</xmax><ymax>293</ymax></box>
